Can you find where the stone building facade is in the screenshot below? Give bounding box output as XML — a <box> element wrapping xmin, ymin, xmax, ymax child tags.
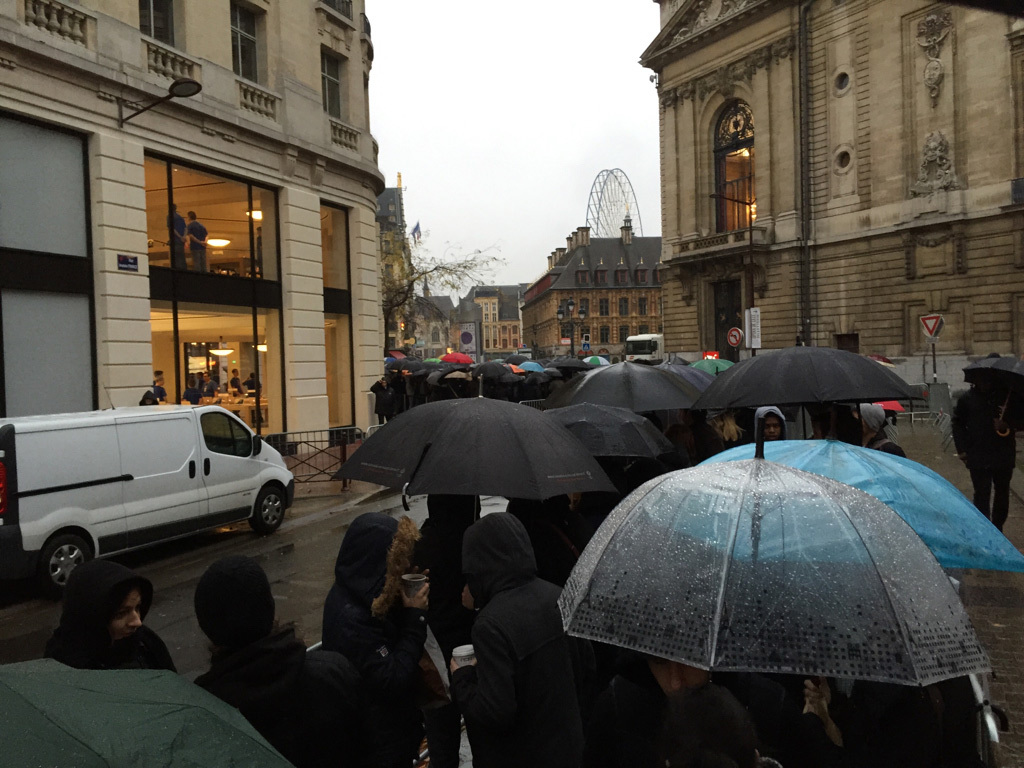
<box><xmin>644</xmin><ymin>0</ymin><xmax>1024</xmax><ymax>381</ymax></box>
<box><xmin>456</xmin><ymin>285</ymin><xmax>525</xmax><ymax>361</ymax></box>
<box><xmin>0</xmin><ymin>0</ymin><xmax>385</xmax><ymax>430</ymax></box>
<box><xmin>521</xmin><ymin>222</ymin><xmax>663</xmax><ymax>360</ymax></box>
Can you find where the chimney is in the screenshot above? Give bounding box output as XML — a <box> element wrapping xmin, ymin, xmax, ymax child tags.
<box><xmin>548</xmin><ymin>252</ymin><xmax>554</xmax><ymax>269</ymax></box>
<box><xmin>577</xmin><ymin>226</ymin><xmax>590</xmax><ymax>247</ymax></box>
<box><xmin>556</xmin><ymin>247</ymin><xmax>566</xmax><ymax>264</ymax></box>
<box><xmin>567</xmin><ymin>234</ymin><xmax>575</xmax><ymax>251</ymax></box>
<box><xmin>620</xmin><ymin>214</ymin><xmax>633</xmax><ymax>245</ymax></box>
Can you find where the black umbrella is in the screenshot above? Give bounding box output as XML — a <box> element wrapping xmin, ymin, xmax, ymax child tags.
<box><xmin>504</xmin><ymin>354</ymin><xmax>530</xmax><ymax>365</ymax></box>
<box><xmin>385</xmin><ymin>358</ymin><xmax>425</xmax><ymax>373</ymax></box>
<box><xmin>963</xmin><ymin>354</ymin><xmax>1024</xmax><ymax>393</ymax></box>
<box><xmin>543</xmin><ymin>367</ymin><xmax>564</xmax><ymax>379</ymax></box>
<box><xmin>656</xmin><ymin>361</ymin><xmax>715</xmax><ymax>392</ymax></box>
<box><xmin>544</xmin><ymin>362</ymin><xmax>703</xmax><ymax>412</ymax></box>
<box><xmin>473</xmin><ymin>361</ymin><xmax>512</xmax><ymax>380</ymax></box>
<box><xmin>545</xmin><ymin>403</ymin><xmax>674</xmax><ymax>459</ymax></box>
<box><xmin>548</xmin><ymin>356</ymin><xmax>593</xmax><ymax>372</ymax></box>
<box><xmin>693</xmin><ymin>346</ymin><xmax>918</xmax><ymax>410</ymax></box>
<box><xmin>337</xmin><ymin>398</ymin><xmax>615</xmax><ymax>499</ymax></box>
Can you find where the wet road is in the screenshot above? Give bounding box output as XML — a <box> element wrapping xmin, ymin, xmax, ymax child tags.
<box><xmin>0</xmin><ymin>490</ymin><xmax>506</xmax><ymax>679</ymax></box>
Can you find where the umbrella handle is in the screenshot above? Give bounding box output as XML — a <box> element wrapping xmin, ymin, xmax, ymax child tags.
<box><xmin>402</xmin><ymin>483</ymin><xmax>410</xmax><ymax>512</ymax></box>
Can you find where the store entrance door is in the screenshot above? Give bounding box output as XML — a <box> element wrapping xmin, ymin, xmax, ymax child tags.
<box><xmin>713</xmin><ymin>280</ymin><xmax>742</xmax><ymax>363</ymax></box>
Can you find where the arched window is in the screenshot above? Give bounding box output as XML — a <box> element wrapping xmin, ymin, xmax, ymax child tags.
<box><xmin>431</xmin><ymin>328</ymin><xmax>440</xmax><ymax>343</ymax></box>
<box><xmin>714</xmin><ymin>101</ymin><xmax>755</xmax><ymax>233</ymax></box>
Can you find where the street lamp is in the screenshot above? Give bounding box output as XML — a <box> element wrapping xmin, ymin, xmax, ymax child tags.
<box><xmin>555</xmin><ymin>297</ymin><xmax>587</xmax><ymax>357</ymax></box>
<box><xmin>117</xmin><ymin>77</ymin><xmax>203</xmax><ymax>128</ymax></box>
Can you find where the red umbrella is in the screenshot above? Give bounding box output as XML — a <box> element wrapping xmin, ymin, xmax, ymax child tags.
<box><xmin>865</xmin><ymin>354</ymin><xmax>895</xmax><ymax>368</ymax></box>
<box><xmin>388</xmin><ymin>349</ymin><xmax>407</xmax><ymax>359</ymax></box>
<box><xmin>441</xmin><ymin>352</ymin><xmax>473</xmax><ymax>364</ymax></box>
<box><xmin>874</xmin><ymin>400</ymin><xmax>905</xmax><ymax>412</ymax></box>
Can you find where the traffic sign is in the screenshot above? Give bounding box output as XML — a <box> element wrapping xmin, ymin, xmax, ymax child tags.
<box><xmin>920</xmin><ymin>314</ymin><xmax>944</xmax><ymax>338</ymax></box>
<box><xmin>703</xmin><ymin>351</ymin><xmax>720</xmax><ymax>359</ymax></box>
<box><xmin>582</xmin><ymin>342</ymin><xmax>591</xmax><ymax>352</ymax></box>
<box><xmin>560</xmin><ymin>337</ymin><xmax>571</xmax><ymax>346</ymax></box>
<box><xmin>727</xmin><ymin>327</ymin><xmax>744</xmax><ymax>347</ymax></box>
<box><xmin>744</xmin><ymin>308</ymin><xmax>761</xmax><ymax>349</ymax></box>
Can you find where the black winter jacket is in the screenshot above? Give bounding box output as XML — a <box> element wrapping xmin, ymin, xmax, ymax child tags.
<box><xmin>44</xmin><ymin>559</ymin><xmax>176</xmax><ymax>671</ymax></box>
<box><xmin>452</xmin><ymin>513</ymin><xmax>584</xmax><ymax>768</ymax></box>
<box><xmin>412</xmin><ymin>495</ymin><xmax>476</xmax><ymax>662</ymax></box>
<box><xmin>952</xmin><ymin>387</ymin><xmax>1019</xmax><ymax>469</ymax></box>
<box><xmin>196</xmin><ymin>627</ymin><xmax>361</xmax><ymax>768</ymax></box>
<box><xmin>321</xmin><ymin>513</ymin><xmax>427</xmax><ymax>768</ymax></box>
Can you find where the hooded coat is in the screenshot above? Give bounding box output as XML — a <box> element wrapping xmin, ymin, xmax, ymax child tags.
<box><xmin>754</xmin><ymin>406</ymin><xmax>787</xmax><ymax>441</ymax></box>
<box><xmin>44</xmin><ymin>559</ymin><xmax>175</xmax><ymax>671</ymax></box>
<box><xmin>452</xmin><ymin>513</ymin><xmax>584</xmax><ymax>768</ymax></box>
<box><xmin>322</xmin><ymin>513</ymin><xmax>426</xmax><ymax>768</ymax></box>
<box><xmin>196</xmin><ymin>627</ymin><xmax>361</xmax><ymax>768</ymax></box>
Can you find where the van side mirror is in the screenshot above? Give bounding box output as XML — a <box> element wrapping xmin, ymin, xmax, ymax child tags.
<box><xmin>252</xmin><ymin>435</ymin><xmax>263</xmax><ymax>456</ymax></box>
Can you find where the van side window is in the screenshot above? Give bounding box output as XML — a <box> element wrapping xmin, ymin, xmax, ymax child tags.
<box><xmin>201</xmin><ymin>412</ymin><xmax>252</xmax><ymax>457</ymax></box>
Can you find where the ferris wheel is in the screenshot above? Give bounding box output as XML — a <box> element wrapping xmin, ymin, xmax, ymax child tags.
<box><xmin>585</xmin><ymin>169</ymin><xmax>644</xmax><ymax>238</ymax></box>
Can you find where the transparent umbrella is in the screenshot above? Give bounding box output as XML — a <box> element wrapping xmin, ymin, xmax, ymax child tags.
<box><xmin>559</xmin><ymin>460</ymin><xmax>989</xmax><ymax>686</ymax></box>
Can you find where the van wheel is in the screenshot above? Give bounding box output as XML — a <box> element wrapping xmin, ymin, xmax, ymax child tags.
<box><xmin>37</xmin><ymin>533</ymin><xmax>93</xmax><ymax>599</ymax></box>
<box><xmin>249</xmin><ymin>485</ymin><xmax>285</xmax><ymax>535</ymax></box>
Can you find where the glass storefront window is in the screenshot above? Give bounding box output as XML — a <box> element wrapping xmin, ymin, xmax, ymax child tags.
<box><xmin>150</xmin><ymin>302</ymin><xmax>283</xmax><ymax>434</ymax></box>
<box><xmin>325</xmin><ymin>313</ymin><xmax>353</xmax><ymax>427</ymax></box>
<box><xmin>144</xmin><ymin>157</ymin><xmax>278</xmax><ymax>280</ymax></box>
<box><xmin>321</xmin><ymin>205</ymin><xmax>349</xmax><ymax>290</ymax></box>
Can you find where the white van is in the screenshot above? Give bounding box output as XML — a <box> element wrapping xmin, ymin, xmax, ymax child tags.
<box><xmin>0</xmin><ymin>405</ymin><xmax>294</xmax><ymax>596</ymax></box>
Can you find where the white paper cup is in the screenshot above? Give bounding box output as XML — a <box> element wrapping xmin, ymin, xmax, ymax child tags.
<box><xmin>402</xmin><ymin>573</ymin><xmax>427</xmax><ymax>598</ymax></box>
<box><xmin>452</xmin><ymin>644</ymin><xmax>475</xmax><ymax>666</ymax></box>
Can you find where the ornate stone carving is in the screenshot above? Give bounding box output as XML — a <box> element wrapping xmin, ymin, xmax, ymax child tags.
<box><xmin>954</xmin><ymin>233</ymin><xmax>967</xmax><ymax>274</ymax></box>
<box><xmin>659</xmin><ymin>88</ymin><xmax>678</xmax><ymax>111</ymax></box>
<box><xmin>902</xmin><ymin>232</ymin><xmax>916</xmax><ymax>280</ymax></box>
<box><xmin>0</xmin><ymin>57</ymin><xmax>17</xmax><ymax>70</ymax></box>
<box><xmin>916</xmin><ymin>9</ymin><xmax>953</xmax><ymax>108</ymax></box>
<box><xmin>910</xmin><ymin>131</ymin><xmax>961</xmax><ymax>197</ymax></box>
<box><xmin>671</xmin><ymin>0</ymin><xmax>759</xmax><ymax>46</ymax></box>
<box><xmin>673</xmin><ymin>36</ymin><xmax>795</xmax><ymax>103</ymax></box>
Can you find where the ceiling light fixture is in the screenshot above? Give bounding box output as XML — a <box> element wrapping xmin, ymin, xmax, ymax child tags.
<box><xmin>207</xmin><ymin>238</ymin><xmax>231</xmax><ymax>247</ymax></box>
<box><xmin>209</xmin><ymin>336</ymin><xmax>234</xmax><ymax>356</ymax></box>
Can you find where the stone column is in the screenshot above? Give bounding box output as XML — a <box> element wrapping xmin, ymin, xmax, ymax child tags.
<box><xmin>279</xmin><ymin>186</ymin><xmax>329</xmax><ymax>431</ymax></box>
<box><xmin>89</xmin><ymin>131</ymin><xmax>152</xmax><ymax>408</ymax></box>
<box><xmin>348</xmin><ymin>201</ymin><xmax>383</xmax><ymax>429</ymax></box>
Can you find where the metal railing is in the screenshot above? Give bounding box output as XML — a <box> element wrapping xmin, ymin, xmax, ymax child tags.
<box><xmin>265</xmin><ymin>426</ymin><xmax>363</xmax><ymax>482</ymax></box>
<box><xmin>322</xmin><ymin>0</ymin><xmax>353</xmax><ymax>18</ymax></box>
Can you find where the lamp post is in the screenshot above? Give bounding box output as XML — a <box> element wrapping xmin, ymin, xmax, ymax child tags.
<box><xmin>117</xmin><ymin>77</ymin><xmax>203</xmax><ymax>128</ymax></box>
<box><xmin>710</xmin><ymin>192</ymin><xmax>757</xmax><ymax>357</ymax></box>
<box><xmin>555</xmin><ymin>297</ymin><xmax>587</xmax><ymax>357</ymax></box>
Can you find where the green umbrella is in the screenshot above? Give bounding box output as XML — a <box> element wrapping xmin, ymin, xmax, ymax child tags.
<box><xmin>0</xmin><ymin>659</ymin><xmax>292</xmax><ymax>767</ymax></box>
<box><xmin>690</xmin><ymin>358</ymin><xmax>735</xmax><ymax>375</ymax></box>
<box><xmin>424</xmin><ymin>357</ymin><xmax>443</xmax><ymax>363</ymax></box>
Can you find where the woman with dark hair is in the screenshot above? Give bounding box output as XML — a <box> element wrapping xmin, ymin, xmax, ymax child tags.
<box><xmin>44</xmin><ymin>559</ymin><xmax>175</xmax><ymax>671</ymax></box>
<box><xmin>181</xmin><ymin>374</ymin><xmax>201</xmax><ymax>405</ymax></box>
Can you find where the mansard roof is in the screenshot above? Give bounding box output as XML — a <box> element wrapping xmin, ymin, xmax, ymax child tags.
<box><xmin>547</xmin><ymin>236</ymin><xmax>662</xmax><ymax>292</ymax></box>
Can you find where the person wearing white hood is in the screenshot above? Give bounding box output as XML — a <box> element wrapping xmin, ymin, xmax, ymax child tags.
<box><xmin>854</xmin><ymin>403</ymin><xmax>907</xmax><ymax>458</ymax></box>
<box><xmin>753</xmin><ymin>406</ymin><xmax>786</xmax><ymax>442</ymax></box>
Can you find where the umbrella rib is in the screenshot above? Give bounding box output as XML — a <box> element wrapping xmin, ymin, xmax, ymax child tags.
<box><xmin>707</xmin><ymin>472</ymin><xmax>748</xmax><ymax>668</ymax></box>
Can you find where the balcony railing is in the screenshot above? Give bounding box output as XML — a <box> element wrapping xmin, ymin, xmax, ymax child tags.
<box><xmin>330</xmin><ymin>118</ymin><xmax>359</xmax><ymax>151</ymax></box>
<box><xmin>322</xmin><ymin>0</ymin><xmax>353</xmax><ymax>19</ymax></box>
<box><xmin>238</xmin><ymin>80</ymin><xmax>279</xmax><ymax>121</ymax></box>
<box><xmin>145</xmin><ymin>39</ymin><xmax>198</xmax><ymax>80</ymax></box>
<box><xmin>362</xmin><ymin>13</ymin><xmax>371</xmax><ymax>35</ymax></box>
<box><xmin>23</xmin><ymin>0</ymin><xmax>88</xmax><ymax>46</ymax></box>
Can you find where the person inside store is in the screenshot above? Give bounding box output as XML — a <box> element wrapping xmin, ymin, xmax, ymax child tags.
<box><xmin>167</xmin><ymin>204</ymin><xmax>187</xmax><ymax>270</ymax></box>
<box><xmin>182</xmin><ymin>374</ymin><xmax>201</xmax><ymax>405</ymax></box>
<box><xmin>244</xmin><ymin>371</ymin><xmax>261</xmax><ymax>395</ymax></box>
<box><xmin>152</xmin><ymin>371</ymin><xmax>167</xmax><ymax>403</ymax></box>
<box><xmin>229</xmin><ymin>368</ymin><xmax>244</xmax><ymax>396</ymax></box>
<box><xmin>185</xmin><ymin>210</ymin><xmax>209</xmax><ymax>272</ymax></box>
<box><xmin>201</xmin><ymin>371</ymin><xmax>219</xmax><ymax>397</ymax></box>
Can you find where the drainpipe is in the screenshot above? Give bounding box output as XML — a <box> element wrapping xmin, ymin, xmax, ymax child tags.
<box><xmin>798</xmin><ymin>0</ymin><xmax>814</xmax><ymax>346</ymax></box>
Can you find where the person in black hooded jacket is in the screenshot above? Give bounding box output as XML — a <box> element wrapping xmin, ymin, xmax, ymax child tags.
<box><xmin>451</xmin><ymin>512</ymin><xmax>584</xmax><ymax>768</ymax></box>
<box><xmin>322</xmin><ymin>512</ymin><xmax>428</xmax><ymax>768</ymax></box>
<box><xmin>412</xmin><ymin>495</ymin><xmax>478</xmax><ymax>768</ymax></box>
<box><xmin>194</xmin><ymin>555</ymin><xmax>362</xmax><ymax>768</ymax></box>
<box><xmin>44</xmin><ymin>559</ymin><xmax>175</xmax><ymax>671</ymax></box>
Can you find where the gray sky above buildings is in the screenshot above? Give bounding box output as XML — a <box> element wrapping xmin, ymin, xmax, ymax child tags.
<box><xmin>369</xmin><ymin>2</ymin><xmax>663</xmax><ymax>291</ymax></box>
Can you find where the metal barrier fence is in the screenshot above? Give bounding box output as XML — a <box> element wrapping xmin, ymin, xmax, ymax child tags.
<box><xmin>264</xmin><ymin>427</ymin><xmax>364</xmax><ymax>482</ymax></box>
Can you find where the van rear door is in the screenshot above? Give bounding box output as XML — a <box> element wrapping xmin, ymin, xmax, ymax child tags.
<box><xmin>115</xmin><ymin>413</ymin><xmax>208</xmax><ymax>549</ymax></box>
<box><xmin>197</xmin><ymin>410</ymin><xmax>259</xmax><ymax>525</ymax></box>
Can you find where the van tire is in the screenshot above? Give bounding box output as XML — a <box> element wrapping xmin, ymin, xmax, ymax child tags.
<box><xmin>249</xmin><ymin>484</ymin><xmax>285</xmax><ymax>535</ymax></box>
<box><xmin>37</xmin><ymin>533</ymin><xmax>93</xmax><ymax>599</ymax></box>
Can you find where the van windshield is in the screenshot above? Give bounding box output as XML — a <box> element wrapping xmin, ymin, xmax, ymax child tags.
<box><xmin>625</xmin><ymin>340</ymin><xmax>657</xmax><ymax>355</ymax></box>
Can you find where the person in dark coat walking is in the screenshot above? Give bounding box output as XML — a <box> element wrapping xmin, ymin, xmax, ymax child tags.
<box><xmin>412</xmin><ymin>495</ymin><xmax>478</xmax><ymax>768</ymax></box>
<box><xmin>322</xmin><ymin>513</ymin><xmax>429</xmax><ymax>768</ymax></box>
<box><xmin>194</xmin><ymin>555</ymin><xmax>362</xmax><ymax>768</ymax></box>
<box><xmin>953</xmin><ymin>368</ymin><xmax>1022</xmax><ymax>531</ymax></box>
<box><xmin>451</xmin><ymin>512</ymin><xmax>584</xmax><ymax>768</ymax></box>
<box><xmin>44</xmin><ymin>559</ymin><xmax>175</xmax><ymax>671</ymax></box>
<box><xmin>371</xmin><ymin>375</ymin><xmax>397</xmax><ymax>424</ymax></box>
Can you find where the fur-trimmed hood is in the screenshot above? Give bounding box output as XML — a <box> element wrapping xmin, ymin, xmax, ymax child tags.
<box><xmin>332</xmin><ymin>512</ymin><xmax>420</xmax><ymax>618</ymax></box>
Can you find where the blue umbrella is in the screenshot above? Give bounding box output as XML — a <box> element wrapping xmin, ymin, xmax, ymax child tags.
<box><xmin>702</xmin><ymin>440</ymin><xmax>1024</xmax><ymax>572</ymax></box>
<box><xmin>519</xmin><ymin>361</ymin><xmax>546</xmax><ymax>372</ymax></box>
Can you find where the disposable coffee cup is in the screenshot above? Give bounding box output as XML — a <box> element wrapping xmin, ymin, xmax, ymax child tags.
<box><xmin>452</xmin><ymin>644</ymin><xmax>475</xmax><ymax>667</ymax></box>
<box><xmin>402</xmin><ymin>573</ymin><xmax>427</xmax><ymax>598</ymax></box>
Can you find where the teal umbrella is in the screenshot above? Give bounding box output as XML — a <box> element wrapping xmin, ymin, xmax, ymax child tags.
<box><xmin>0</xmin><ymin>659</ymin><xmax>292</xmax><ymax>767</ymax></box>
<box><xmin>690</xmin><ymin>357</ymin><xmax>734</xmax><ymax>375</ymax></box>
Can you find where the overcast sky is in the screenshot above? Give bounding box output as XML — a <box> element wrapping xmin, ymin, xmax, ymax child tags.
<box><xmin>368</xmin><ymin>2</ymin><xmax>663</xmax><ymax>292</ymax></box>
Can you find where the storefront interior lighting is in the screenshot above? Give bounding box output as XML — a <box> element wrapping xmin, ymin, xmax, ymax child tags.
<box><xmin>256</xmin><ymin>343</ymin><xmax>268</xmax><ymax>352</ymax></box>
<box><xmin>247</xmin><ymin>210</ymin><xmax>264</xmax><ymax>221</ymax></box>
<box><xmin>117</xmin><ymin>78</ymin><xmax>203</xmax><ymax>128</ymax></box>
<box><xmin>210</xmin><ymin>337</ymin><xmax>234</xmax><ymax>356</ymax></box>
<box><xmin>207</xmin><ymin>238</ymin><xmax>231</xmax><ymax>247</ymax></box>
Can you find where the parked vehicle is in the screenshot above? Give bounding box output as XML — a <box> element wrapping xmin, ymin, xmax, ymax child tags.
<box><xmin>0</xmin><ymin>406</ymin><xmax>294</xmax><ymax>597</ymax></box>
<box><xmin>624</xmin><ymin>333</ymin><xmax>665</xmax><ymax>363</ymax></box>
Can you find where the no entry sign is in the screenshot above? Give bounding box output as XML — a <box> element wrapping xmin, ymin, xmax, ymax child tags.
<box><xmin>727</xmin><ymin>327</ymin><xmax>744</xmax><ymax>347</ymax></box>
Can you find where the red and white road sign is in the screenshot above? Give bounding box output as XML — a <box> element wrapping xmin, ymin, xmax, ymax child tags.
<box><xmin>920</xmin><ymin>314</ymin><xmax>944</xmax><ymax>338</ymax></box>
<box><xmin>727</xmin><ymin>327</ymin><xmax>744</xmax><ymax>347</ymax></box>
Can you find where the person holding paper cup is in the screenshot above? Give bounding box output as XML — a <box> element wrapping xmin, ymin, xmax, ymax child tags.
<box><xmin>322</xmin><ymin>512</ymin><xmax>428</xmax><ymax>768</ymax></box>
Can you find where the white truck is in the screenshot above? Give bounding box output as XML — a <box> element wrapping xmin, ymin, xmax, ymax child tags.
<box><xmin>0</xmin><ymin>405</ymin><xmax>294</xmax><ymax>596</ymax></box>
<box><xmin>624</xmin><ymin>333</ymin><xmax>665</xmax><ymax>363</ymax></box>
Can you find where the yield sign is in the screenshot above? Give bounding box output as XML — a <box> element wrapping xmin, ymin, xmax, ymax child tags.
<box><xmin>920</xmin><ymin>314</ymin><xmax>944</xmax><ymax>338</ymax></box>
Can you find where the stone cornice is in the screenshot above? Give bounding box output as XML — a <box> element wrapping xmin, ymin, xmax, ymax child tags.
<box><xmin>643</xmin><ymin>0</ymin><xmax>783</xmax><ymax>69</ymax></box>
<box><xmin>658</xmin><ymin>34</ymin><xmax>795</xmax><ymax>109</ymax></box>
